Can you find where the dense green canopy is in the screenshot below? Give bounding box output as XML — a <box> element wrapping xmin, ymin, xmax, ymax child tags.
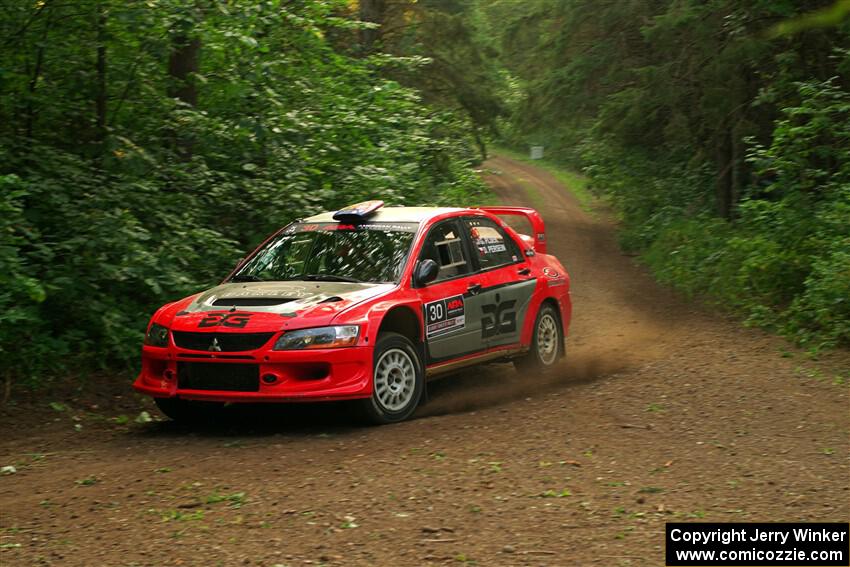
<box><xmin>1</xmin><ymin>0</ymin><xmax>848</xmax><ymax>387</ymax></box>
<box><xmin>0</xmin><ymin>0</ymin><xmax>487</xmax><ymax>381</ymax></box>
<box><xmin>483</xmin><ymin>0</ymin><xmax>850</xmax><ymax>349</ymax></box>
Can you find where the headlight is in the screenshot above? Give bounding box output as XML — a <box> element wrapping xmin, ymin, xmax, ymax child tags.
<box><xmin>144</xmin><ymin>323</ymin><xmax>170</xmax><ymax>347</ymax></box>
<box><xmin>273</xmin><ymin>326</ymin><xmax>359</xmax><ymax>350</ymax></box>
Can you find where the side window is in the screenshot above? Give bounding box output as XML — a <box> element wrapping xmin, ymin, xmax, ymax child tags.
<box><xmin>419</xmin><ymin>221</ymin><xmax>470</xmax><ymax>282</ymax></box>
<box><xmin>464</xmin><ymin>217</ymin><xmax>521</xmax><ymax>270</ymax></box>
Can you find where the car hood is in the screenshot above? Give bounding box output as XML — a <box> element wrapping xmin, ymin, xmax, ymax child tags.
<box><xmin>165</xmin><ymin>281</ymin><xmax>395</xmax><ymax>333</ymax></box>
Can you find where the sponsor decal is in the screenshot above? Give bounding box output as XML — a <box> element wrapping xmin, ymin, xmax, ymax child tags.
<box><xmin>424</xmin><ymin>295</ymin><xmax>465</xmax><ymax>338</ymax></box>
<box><xmin>198</xmin><ymin>312</ymin><xmax>253</xmax><ymax>328</ymax></box>
<box><xmin>361</xmin><ymin>223</ymin><xmax>417</xmax><ymax>232</ymax></box>
<box><xmin>474</xmin><ymin>235</ymin><xmax>507</xmax><ymax>256</ymax></box>
<box><xmin>542</xmin><ymin>267</ymin><xmax>560</xmax><ymax>278</ymax></box>
<box><xmin>216</xmin><ymin>285</ymin><xmax>311</xmax><ymax>299</ymax></box>
<box><xmin>481</xmin><ymin>293</ymin><xmax>517</xmax><ymax>338</ymax></box>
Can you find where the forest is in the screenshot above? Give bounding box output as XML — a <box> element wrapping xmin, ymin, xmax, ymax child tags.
<box><xmin>488</xmin><ymin>0</ymin><xmax>850</xmax><ymax>353</ymax></box>
<box><xmin>1</xmin><ymin>0</ymin><xmax>848</xmax><ymax>389</ymax></box>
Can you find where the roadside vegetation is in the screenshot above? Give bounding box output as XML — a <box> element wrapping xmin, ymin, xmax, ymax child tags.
<box><xmin>482</xmin><ymin>0</ymin><xmax>850</xmax><ymax>351</ymax></box>
<box><xmin>0</xmin><ymin>1</ymin><xmax>494</xmax><ymax>388</ymax></box>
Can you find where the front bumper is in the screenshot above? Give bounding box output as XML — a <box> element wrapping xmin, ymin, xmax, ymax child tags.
<box><xmin>133</xmin><ymin>344</ymin><xmax>373</xmax><ymax>403</ymax></box>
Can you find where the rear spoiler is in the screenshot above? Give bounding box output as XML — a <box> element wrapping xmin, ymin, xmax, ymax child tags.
<box><xmin>474</xmin><ymin>206</ymin><xmax>547</xmax><ymax>254</ymax></box>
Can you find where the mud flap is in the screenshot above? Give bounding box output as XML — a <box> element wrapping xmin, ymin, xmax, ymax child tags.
<box><xmin>417</xmin><ymin>340</ymin><xmax>430</xmax><ymax>405</ymax></box>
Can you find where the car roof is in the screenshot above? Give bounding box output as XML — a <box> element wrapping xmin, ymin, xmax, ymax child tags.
<box><xmin>303</xmin><ymin>206</ymin><xmax>465</xmax><ymax>224</ymax></box>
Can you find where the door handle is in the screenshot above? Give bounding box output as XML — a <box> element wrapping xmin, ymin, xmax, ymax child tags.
<box><xmin>518</xmin><ymin>267</ymin><xmax>531</xmax><ymax>276</ymax></box>
<box><xmin>467</xmin><ymin>283</ymin><xmax>482</xmax><ymax>295</ymax></box>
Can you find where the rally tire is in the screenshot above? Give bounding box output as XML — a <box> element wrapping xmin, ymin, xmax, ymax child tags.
<box><xmin>356</xmin><ymin>332</ymin><xmax>424</xmax><ymax>425</ymax></box>
<box><xmin>514</xmin><ymin>303</ymin><xmax>563</xmax><ymax>373</ymax></box>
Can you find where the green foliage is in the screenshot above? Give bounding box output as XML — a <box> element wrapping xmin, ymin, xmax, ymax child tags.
<box><xmin>483</xmin><ymin>0</ymin><xmax>850</xmax><ymax>349</ymax></box>
<box><xmin>357</xmin><ymin>0</ymin><xmax>507</xmax><ymax>159</ymax></box>
<box><xmin>0</xmin><ymin>0</ymin><xmax>488</xmax><ymax>385</ymax></box>
<box><xmin>769</xmin><ymin>0</ymin><xmax>850</xmax><ymax>37</ymax></box>
<box><xmin>603</xmin><ymin>81</ymin><xmax>850</xmax><ymax>347</ymax></box>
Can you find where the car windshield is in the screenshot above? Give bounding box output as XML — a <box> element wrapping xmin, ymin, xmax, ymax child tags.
<box><xmin>231</xmin><ymin>221</ymin><xmax>419</xmax><ymax>284</ymax></box>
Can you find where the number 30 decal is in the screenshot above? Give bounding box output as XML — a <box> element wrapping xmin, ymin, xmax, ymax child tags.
<box><xmin>428</xmin><ymin>302</ymin><xmax>444</xmax><ymax>322</ymax></box>
<box><xmin>424</xmin><ymin>295</ymin><xmax>465</xmax><ymax>338</ymax></box>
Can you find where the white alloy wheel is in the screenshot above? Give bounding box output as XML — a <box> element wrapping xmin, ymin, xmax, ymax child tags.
<box><xmin>374</xmin><ymin>348</ymin><xmax>417</xmax><ymax>411</ymax></box>
<box><xmin>536</xmin><ymin>312</ymin><xmax>560</xmax><ymax>366</ymax></box>
<box><xmin>357</xmin><ymin>332</ymin><xmax>424</xmax><ymax>424</ymax></box>
<box><xmin>514</xmin><ymin>303</ymin><xmax>563</xmax><ymax>373</ymax></box>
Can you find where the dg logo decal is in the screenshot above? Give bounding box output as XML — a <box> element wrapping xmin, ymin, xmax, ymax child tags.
<box><xmin>481</xmin><ymin>293</ymin><xmax>517</xmax><ymax>338</ymax></box>
<box><xmin>198</xmin><ymin>312</ymin><xmax>253</xmax><ymax>328</ymax></box>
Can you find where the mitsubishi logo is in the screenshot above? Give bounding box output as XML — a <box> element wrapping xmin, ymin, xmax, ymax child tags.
<box><xmin>208</xmin><ymin>337</ymin><xmax>222</xmax><ymax>352</ymax></box>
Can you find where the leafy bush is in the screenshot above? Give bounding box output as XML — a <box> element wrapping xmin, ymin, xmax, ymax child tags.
<box><xmin>582</xmin><ymin>80</ymin><xmax>850</xmax><ymax>348</ymax></box>
<box><xmin>0</xmin><ymin>1</ymin><xmax>488</xmax><ymax>387</ymax></box>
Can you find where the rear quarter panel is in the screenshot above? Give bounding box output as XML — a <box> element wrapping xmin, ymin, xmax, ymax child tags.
<box><xmin>518</xmin><ymin>253</ymin><xmax>571</xmax><ymax>345</ymax></box>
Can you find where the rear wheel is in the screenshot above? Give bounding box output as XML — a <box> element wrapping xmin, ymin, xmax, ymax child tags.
<box><xmin>515</xmin><ymin>303</ymin><xmax>563</xmax><ymax>372</ymax></box>
<box><xmin>154</xmin><ymin>397</ymin><xmax>225</xmax><ymax>423</ymax></box>
<box><xmin>356</xmin><ymin>332</ymin><xmax>424</xmax><ymax>424</ymax></box>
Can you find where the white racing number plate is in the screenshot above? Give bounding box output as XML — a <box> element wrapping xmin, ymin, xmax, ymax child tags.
<box><xmin>424</xmin><ymin>295</ymin><xmax>465</xmax><ymax>338</ymax></box>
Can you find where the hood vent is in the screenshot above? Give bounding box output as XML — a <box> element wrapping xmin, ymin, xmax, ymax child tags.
<box><xmin>211</xmin><ymin>298</ymin><xmax>296</xmax><ymax>307</ymax></box>
<box><xmin>319</xmin><ymin>296</ymin><xmax>343</xmax><ymax>303</ymax></box>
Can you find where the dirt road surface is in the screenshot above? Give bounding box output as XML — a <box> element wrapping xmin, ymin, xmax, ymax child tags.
<box><xmin>2</xmin><ymin>155</ymin><xmax>848</xmax><ymax>566</ymax></box>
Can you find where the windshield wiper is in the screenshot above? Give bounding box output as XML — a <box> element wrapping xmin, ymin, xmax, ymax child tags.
<box><xmin>229</xmin><ymin>274</ymin><xmax>266</xmax><ymax>282</ymax></box>
<box><xmin>301</xmin><ymin>274</ymin><xmax>363</xmax><ymax>283</ymax></box>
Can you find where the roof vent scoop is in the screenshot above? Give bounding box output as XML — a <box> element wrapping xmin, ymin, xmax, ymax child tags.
<box><xmin>332</xmin><ymin>200</ymin><xmax>384</xmax><ymax>222</ymax></box>
<box><xmin>212</xmin><ymin>298</ymin><xmax>295</xmax><ymax>307</ymax></box>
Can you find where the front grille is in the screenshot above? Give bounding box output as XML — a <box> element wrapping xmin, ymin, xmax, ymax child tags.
<box><xmin>177</xmin><ymin>362</ymin><xmax>260</xmax><ymax>392</ymax></box>
<box><xmin>172</xmin><ymin>331</ymin><xmax>274</xmax><ymax>352</ymax></box>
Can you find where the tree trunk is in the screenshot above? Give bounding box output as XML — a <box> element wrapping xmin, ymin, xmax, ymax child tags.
<box><xmin>168</xmin><ymin>34</ymin><xmax>200</xmax><ymax>107</ymax></box>
<box><xmin>359</xmin><ymin>0</ymin><xmax>386</xmax><ymax>54</ymax></box>
<box><xmin>729</xmin><ymin>123</ymin><xmax>743</xmax><ymax>217</ymax></box>
<box><xmin>715</xmin><ymin>131</ymin><xmax>734</xmax><ymax>219</ymax></box>
<box><xmin>95</xmin><ymin>3</ymin><xmax>107</xmax><ymax>146</ymax></box>
<box><xmin>24</xmin><ymin>9</ymin><xmax>54</xmax><ymax>139</ymax></box>
<box><xmin>167</xmin><ymin>19</ymin><xmax>200</xmax><ymax>159</ymax></box>
<box><xmin>472</xmin><ymin>123</ymin><xmax>487</xmax><ymax>162</ymax></box>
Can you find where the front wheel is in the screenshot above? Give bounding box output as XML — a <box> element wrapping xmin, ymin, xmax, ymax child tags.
<box><xmin>356</xmin><ymin>332</ymin><xmax>424</xmax><ymax>424</ymax></box>
<box><xmin>515</xmin><ymin>303</ymin><xmax>563</xmax><ymax>372</ymax></box>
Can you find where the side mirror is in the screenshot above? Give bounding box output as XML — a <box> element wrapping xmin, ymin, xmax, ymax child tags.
<box><xmin>414</xmin><ymin>259</ymin><xmax>439</xmax><ymax>287</ymax></box>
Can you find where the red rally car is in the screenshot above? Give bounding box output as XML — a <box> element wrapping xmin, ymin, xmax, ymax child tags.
<box><xmin>134</xmin><ymin>201</ymin><xmax>571</xmax><ymax>424</ymax></box>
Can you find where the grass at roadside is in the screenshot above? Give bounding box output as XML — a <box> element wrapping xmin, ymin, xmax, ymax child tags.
<box><xmin>490</xmin><ymin>145</ymin><xmax>595</xmax><ymax>213</ymax></box>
